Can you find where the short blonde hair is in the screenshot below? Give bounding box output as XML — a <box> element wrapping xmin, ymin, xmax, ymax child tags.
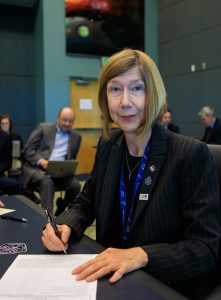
<box><xmin>98</xmin><ymin>49</ymin><xmax>167</xmax><ymax>140</ymax></box>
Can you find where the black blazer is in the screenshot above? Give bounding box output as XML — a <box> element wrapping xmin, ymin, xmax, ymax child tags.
<box><xmin>57</xmin><ymin>124</ymin><xmax>220</xmax><ymax>289</ymax></box>
<box><xmin>202</xmin><ymin>118</ymin><xmax>221</xmax><ymax>144</ymax></box>
<box><xmin>167</xmin><ymin>122</ymin><xmax>180</xmax><ymax>133</ymax></box>
<box><xmin>0</xmin><ymin>130</ymin><xmax>12</xmax><ymax>176</ymax></box>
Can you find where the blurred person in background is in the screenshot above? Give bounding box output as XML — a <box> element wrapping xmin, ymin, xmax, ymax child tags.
<box><xmin>161</xmin><ymin>108</ymin><xmax>180</xmax><ymax>133</ymax></box>
<box><xmin>198</xmin><ymin>106</ymin><xmax>221</xmax><ymax>144</ymax></box>
<box><xmin>0</xmin><ymin>129</ymin><xmax>22</xmax><ymax>195</ymax></box>
<box><xmin>0</xmin><ymin>114</ymin><xmax>23</xmax><ymax>147</ymax></box>
<box><xmin>21</xmin><ymin>107</ymin><xmax>82</xmax><ymax>215</ymax></box>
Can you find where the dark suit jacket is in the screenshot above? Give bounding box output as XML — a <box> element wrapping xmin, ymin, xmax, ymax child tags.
<box><xmin>202</xmin><ymin>118</ymin><xmax>221</xmax><ymax>144</ymax></box>
<box><xmin>21</xmin><ymin>123</ymin><xmax>81</xmax><ymax>186</ymax></box>
<box><xmin>57</xmin><ymin>124</ymin><xmax>220</xmax><ymax>290</ymax></box>
<box><xmin>167</xmin><ymin>122</ymin><xmax>180</xmax><ymax>133</ymax></box>
<box><xmin>0</xmin><ymin>130</ymin><xmax>12</xmax><ymax>176</ymax></box>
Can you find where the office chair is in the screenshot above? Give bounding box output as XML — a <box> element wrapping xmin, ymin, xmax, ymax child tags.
<box><xmin>8</xmin><ymin>140</ymin><xmax>22</xmax><ymax>178</ymax></box>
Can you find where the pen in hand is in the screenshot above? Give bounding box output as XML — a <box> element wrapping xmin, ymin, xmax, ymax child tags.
<box><xmin>45</xmin><ymin>208</ymin><xmax>67</xmax><ymax>254</ymax></box>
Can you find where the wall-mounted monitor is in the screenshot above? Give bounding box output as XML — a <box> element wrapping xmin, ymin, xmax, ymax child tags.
<box><xmin>65</xmin><ymin>0</ymin><xmax>144</xmax><ymax>57</ymax></box>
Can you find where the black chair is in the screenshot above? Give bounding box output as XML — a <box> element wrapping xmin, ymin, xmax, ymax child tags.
<box><xmin>8</xmin><ymin>140</ymin><xmax>23</xmax><ymax>178</ymax></box>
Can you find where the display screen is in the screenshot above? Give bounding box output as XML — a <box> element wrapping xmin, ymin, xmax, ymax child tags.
<box><xmin>65</xmin><ymin>0</ymin><xmax>144</xmax><ymax>57</ymax></box>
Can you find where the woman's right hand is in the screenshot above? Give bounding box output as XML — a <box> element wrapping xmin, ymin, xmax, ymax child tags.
<box><xmin>42</xmin><ymin>223</ymin><xmax>71</xmax><ymax>252</ymax></box>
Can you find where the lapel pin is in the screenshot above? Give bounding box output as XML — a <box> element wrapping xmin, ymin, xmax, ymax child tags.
<box><xmin>145</xmin><ymin>176</ymin><xmax>152</xmax><ymax>186</ymax></box>
<box><xmin>149</xmin><ymin>165</ymin><xmax>156</xmax><ymax>172</ymax></box>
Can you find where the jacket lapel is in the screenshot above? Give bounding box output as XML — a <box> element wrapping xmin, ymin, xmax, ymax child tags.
<box><xmin>99</xmin><ymin>134</ymin><xmax>125</xmax><ymax>239</ymax></box>
<box><xmin>132</xmin><ymin>125</ymin><xmax>167</xmax><ymax>227</ymax></box>
<box><xmin>46</xmin><ymin>124</ymin><xmax>57</xmax><ymax>159</ymax></box>
<box><xmin>67</xmin><ymin>130</ymin><xmax>75</xmax><ymax>159</ymax></box>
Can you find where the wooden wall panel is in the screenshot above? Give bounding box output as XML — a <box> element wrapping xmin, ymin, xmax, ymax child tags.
<box><xmin>76</xmin><ymin>130</ymin><xmax>101</xmax><ymax>174</ymax></box>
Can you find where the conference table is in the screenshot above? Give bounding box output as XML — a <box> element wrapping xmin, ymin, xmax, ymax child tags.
<box><xmin>0</xmin><ymin>195</ymin><xmax>187</xmax><ymax>300</ymax></box>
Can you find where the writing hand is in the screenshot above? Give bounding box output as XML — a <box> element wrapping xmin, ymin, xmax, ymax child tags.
<box><xmin>72</xmin><ymin>247</ymin><xmax>148</xmax><ymax>283</ymax></box>
<box><xmin>42</xmin><ymin>223</ymin><xmax>71</xmax><ymax>252</ymax></box>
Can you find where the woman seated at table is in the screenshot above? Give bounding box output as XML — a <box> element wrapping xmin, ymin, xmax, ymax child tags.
<box><xmin>42</xmin><ymin>49</ymin><xmax>220</xmax><ymax>297</ymax></box>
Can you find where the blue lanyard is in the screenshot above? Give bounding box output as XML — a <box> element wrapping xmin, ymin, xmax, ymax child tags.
<box><xmin>119</xmin><ymin>142</ymin><xmax>150</xmax><ymax>240</ymax></box>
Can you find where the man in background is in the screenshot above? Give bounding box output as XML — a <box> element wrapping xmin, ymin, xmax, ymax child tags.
<box><xmin>161</xmin><ymin>108</ymin><xmax>180</xmax><ymax>133</ymax></box>
<box><xmin>21</xmin><ymin>107</ymin><xmax>82</xmax><ymax>215</ymax></box>
<box><xmin>198</xmin><ymin>106</ymin><xmax>221</xmax><ymax>144</ymax></box>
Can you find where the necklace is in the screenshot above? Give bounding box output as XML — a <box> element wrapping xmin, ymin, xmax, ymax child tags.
<box><xmin>125</xmin><ymin>150</ymin><xmax>142</xmax><ymax>180</ymax></box>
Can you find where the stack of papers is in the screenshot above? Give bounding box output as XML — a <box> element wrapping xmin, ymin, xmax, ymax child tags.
<box><xmin>0</xmin><ymin>254</ymin><xmax>97</xmax><ymax>299</ymax></box>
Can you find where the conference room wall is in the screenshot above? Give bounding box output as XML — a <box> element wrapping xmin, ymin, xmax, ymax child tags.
<box><xmin>0</xmin><ymin>3</ymin><xmax>37</xmax><ymax>142</ymax></box>
<box><xmin>0</xmin><ymin>0</ymin><xmax>157</xmax><ymax>143</ymax></box>
<box><xmin>1</xmin><ymin>0</ymin><xmax>220</xmax><ymax>142</ymax></box>
<box><xmin>158</xmin><ymin>0</ymin><xmax>221</xmax><ymax>137</ymax></box>
<box><xmin>35</xmin><ymin>0</ymin><xmax>157</xmax><ymax>124</ymax></box>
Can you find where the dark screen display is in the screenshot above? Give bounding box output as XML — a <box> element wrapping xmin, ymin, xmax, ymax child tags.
<box><xmin>65</xmin><ymin>0</ymin><xmax>144</xmax><ymax>57</ymax></box>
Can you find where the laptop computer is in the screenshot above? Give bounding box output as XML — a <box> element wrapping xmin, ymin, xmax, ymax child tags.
<box><xmin>45</xmin><ymin>160</ymin><xmax>78</xmax><ymax>178</ymax></box>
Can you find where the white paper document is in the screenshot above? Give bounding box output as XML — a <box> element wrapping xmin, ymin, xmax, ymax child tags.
<box><xmin>0</xmin><ymin>208</ymin><xmax>15</xmax><ymax>216</ymax></box>
<box><xmin>0</xmin><ymin>254</ymin><xmax>97</xmax><ymax>300</ymax></box>
<box><xmin>80</xmin><ymin>99</ymin><xmax>93</xmax><ymax>110</ymax></box>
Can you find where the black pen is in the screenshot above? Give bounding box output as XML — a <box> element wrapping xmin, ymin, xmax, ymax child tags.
<box><xmin>1</xmin><ymin>215</ymin><xmax>28</xmax><ymax>223</ymax></box>
<box><xmin>45</xmin><ymin>208</ymin><xmax>67</xmax><ymax>254</ymax></box>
